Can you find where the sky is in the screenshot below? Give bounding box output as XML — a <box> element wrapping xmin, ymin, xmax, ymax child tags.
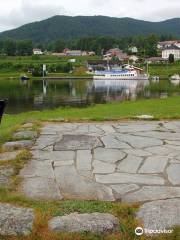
<box><xmin>0</xmin><ymin>0</ymin><xmax>180</xmax><ymax>32</ymax></box>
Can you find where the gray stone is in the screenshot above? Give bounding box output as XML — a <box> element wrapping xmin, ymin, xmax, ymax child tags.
<box><xmin>31</xmin><ymin>150</ymin><xmax>75</xmax><ymax>162</ymax></box>
<box><xmin>49</xmin><ymin>213</ymin><xmax>119</xmax><ymax>233</ymax></box>
<box><xmin>54</xmin><ymin>165</ymin><xmax>114</xmax><ymax>201</ymax></box>
<box><xmin>20</xmin><ymin>160</ymin><xmax>54</xmax><ymax>178</ymax></box>
<box><xmin>93</xmin><ymin>160</ymin><xmax>116</xmax><ymax>174</ymax></box>
<box><xmin>111</xmin><ymin>184</ymin><xmax>140</xmax><ymax>197</ymax></box>
<box><xmin>116</xmin><ymin>134</ymin><xmax>163</xmax><ymax>149</ymax></box>
<box><xmin>94</xmin><ymin>148</ymin><xmax>126</xmax><ymax>163</ymax></box>
<box><xmin>54</xmin><ymin>135</ymin><xmax>102</xmax><ymax>150</ymax></box>
<box><xmin>115</xmin><ymin>123</ymin><xmax>157</xmax><ymax>133</ymax></box>
<box><xmin>139</xmin><ymin>156</ymin><xmax>169</xmax><ymax>173</ymax></box>
<box><xmin>20</xmin><ymin>177</ymin><xmax>62</xmax><ymax>200</ymax></box>
<box><xmin>101</xmin><ymin>135</ymin><xmax>131</xmax><ymax>149</ymax></box>
<box><xmin>137</xmin><ymin>199</ymin><xmax>180</xmax><ymax>231</ymax></box>
<box><xmin>54</xmin><ymin>160</ymin><xmax>74</xmax><ymax>167</ymax></box>
<box><xmin>0</xmin><ymin>150</ymin><xmax>21</xmax><ymax>161</ymax></box>
<box><xmin>76</xmin><ymin>150</ymin><xmax>92</xmax><ymax>171</ymax></box>
<box><xmin>135</xmin><ymin>115</ymin><xmax>154</xmax><ymax>120</ymax></box>
<box><xmin>2</xmin><ymin>140</ymin><xmax>33</xmax><ymax>151</ymax></box>
<box><xmin>167</xmin><ymin>164</ymin><xmax>180</xmax><ymax>185</ymax></box>
<box><xmin>117</xmin><ymin>155</ymin><xmax>143</xmax><ymax>173</ymax></box>
<box><xmin>95</xmin><ymin>173</ymin><xmax>165</xmax><ymax>185</ymax></box>
<box><xmin>14</xmin><ymin>131</ymin><xmax>37</xmax><ymax>139</ymax></box>
<box><xmin>124</xmin><ymin>149</ymin><xmax>152</xmax><ymax>157</ymax></box>
<box><xmin>99</xmin><ymin>125</ymin><xmax>116</xmax><ymax>133</ymax></box>
<box><xmin>145</xmin><ymin>146</ymin><xmax>174</xmax><ymax>156</ymax></box>
<box><xmin>33</xmin><ymin>135</ymin><xmax>58</xmax><ymax>150</ymax></box>
<box><xmin>122</xmin><ymin>186</ymin><xmax>180</xmax><ymax>202</ymax></box>
<box><xmin>0</xmin><ymin>203</ymin><xmax>34</xmax><ymax>236</ymax></box>
<box><xmin>0</xmin><ymin>166</ymin><xmax>14</xmax><ymax>186</ymax></box>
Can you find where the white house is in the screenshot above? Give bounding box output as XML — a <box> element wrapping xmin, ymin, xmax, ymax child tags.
<box><xmin>162</xmin><ymin>46</ymin><xmax>180</xmax><ymax>60</ymax></box>
<box><xmin>33</xmin><ymin>48</ymin><xmax>43</xmax><ymax>55</ymax></box>
<box><xmin>129</xmin><ymin>55</ymin><xmax>139</xmax><ymax>62</ymax></box>
<box><xmin>129</xmin><ymin>46</ymin><xmax>138</xmax><ymax>54</ymax></box>
<box><xmin>157</xmin><ymin>40</ymin><xmax>180</xmax><ymax>49</ymax></box>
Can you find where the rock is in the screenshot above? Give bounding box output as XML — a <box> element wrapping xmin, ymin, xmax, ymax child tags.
<box><xmin>2</xmin><ymin>140</ymin><xmax>33</xmax><ymax>151</ymax></box>
<box><xmin>31</xmin><ymin>150</ymin><xmax>75</xmax><ymax>162</ymax></box>
<box><xmin>0</xmin><ymin>203</ymin><xmax>34</xmax><ymax>236</ymax></box>
<box><xmin>0</xmin><ymin>166</ymin><xmax>14</xmax><ymax>187</ymax></box>
<box><xmin>14</xmin><ymin>131</ymin><xmax>37</xmax><ymax>139</ymax></box>
<box><xmin>93</xmin><ymin>160</ymin><xmax>116</xmax><ymax>174</ymax></box>
<box><xmin>0</xmin><ymin>150</ymin><xmax>21</xmax><ymax>161</ymax></box>
<box><xmin>136</xmin><ymin>199</ymin><xmax>180</xmax><ymax>232</ymax></box>
<box><xmin>95</xmin><ymin>173</ymin><xmax>165</xmax><ymax>185</ymax></box>
<box><xmin>20</xmin><ymin>177</ymin><xmax>63</xmax><ymax>200</ymax></box>
<box><xmin>101</xmin><ymin>135</ymin><xmax>131</xmax><ymax>149</ymax></box>
<box><xmin>48</xmin><ymin>213</ymin><xmax>119</xmax><ymax>233</ymax></box>
<box><xmin>122</xmin><ymin>186</ymin><xmax>180</xmax><ymax>202</ymax></box>
<box><xmin>54</xmin><ymin>165</ymin><xmax>114</xmax><ymax>201</ymax></box>
<box><xmin>54</xmin><ymin>135</ymin><xmax>102</xmax><ymax>151</ymax></box>
<box><xmin>94</xmin><ymin>148</ymin><xmax>126</xmax><ymax>163</ymax></box>
<box><xmin>166</xmin><ymin>164</ymin><xmax>180</xmax><ymax>185</ymax></box>
<box><xmin>76</xmin><ymin>150</ymin><xmax>92</xmax><ymax>171</ymax></box>
<box><xmin>117</xmin><ymin>155</ymin><xmax>143</xmax><ymax>173</ymax></box>
<box><xmin>135</xmin><ymin>115</ymin><xmax>154</xmax><ymax>120</ymax></box>
<box><xmin>111</xmin><ymin>184</ymin><xmax>140</xmax><ymax>198</ymax></box>
<box><xmin>116</xmin><ymin>134</ymin><xmax>163</xmax><ymax>149</ymax></box>
<box><xmin>138</xmin><ymin>156</ymin><xmax>169</xmax><ymax>173</ymax></box>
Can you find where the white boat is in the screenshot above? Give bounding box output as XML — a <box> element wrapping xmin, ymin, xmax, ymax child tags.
<box><xmin>93</xmin><ymin>65</ymin><xmax>148</xmax><ymax>80</ymax></box>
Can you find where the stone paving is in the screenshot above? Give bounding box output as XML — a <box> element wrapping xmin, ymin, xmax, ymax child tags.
<box><xmin>19</xmin><ymin>121</ymin><xmax>180</xmax><ymax>202</ymax></box>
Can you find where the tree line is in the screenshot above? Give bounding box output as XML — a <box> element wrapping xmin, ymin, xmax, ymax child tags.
<box><xmin>0</xmin><ymin>34</ymin><xmax>176</xmax><ymax>57</ymax></box>
<box><xmin>0</xmin><ymin>39</ymin><xmax>33</xmax><ymax>56</ymax></box>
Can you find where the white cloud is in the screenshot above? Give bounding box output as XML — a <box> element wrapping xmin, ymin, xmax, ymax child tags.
<box><xmin>0</xmin><ymin>0</ymin><xmax>179</xmax><ymax>32</ymax></box>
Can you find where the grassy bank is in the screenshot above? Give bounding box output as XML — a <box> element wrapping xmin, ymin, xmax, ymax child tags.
<box><xmin>1</xmin><ymin>96</ymin><xmax>180</xmax><ymax>144</ymax></box>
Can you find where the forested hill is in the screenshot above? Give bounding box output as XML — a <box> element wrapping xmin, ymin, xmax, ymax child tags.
<box><xmin>0</xmin><ymin>15</ymin><xmax>180</xmax><ymax>43</ymax></box>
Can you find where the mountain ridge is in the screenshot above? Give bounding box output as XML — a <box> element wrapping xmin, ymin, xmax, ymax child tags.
<box><xmin>0</xmin><ymin>15</ymin><xmax>180</xmax><ymax>43</ymax></box>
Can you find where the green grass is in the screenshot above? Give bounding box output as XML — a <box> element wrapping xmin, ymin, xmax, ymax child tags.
<box><xmin>1</xmin><ymin>96</ymin><xmax>180</xmax><ymax>144</ymax></box>
<box><xmin>148</xmin><ymin>63</ymin><xmax>180</xmax><ymax>79</ymax></box>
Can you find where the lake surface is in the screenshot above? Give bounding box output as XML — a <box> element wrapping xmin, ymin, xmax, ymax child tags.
<box><xmin>0</xmin><ymin>78</ymin><xmax>179</xmax><ymax>114</ymax></box>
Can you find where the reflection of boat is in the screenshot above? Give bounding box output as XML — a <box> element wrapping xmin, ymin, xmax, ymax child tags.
<box><xmin>170</xmin><ymin>74</ymin><xmax>180</xmax><ymax>85</ymax></box>
<box><xmin>151</xmin><ymin>76</ymin><xmax>160</xmax><ymax>82</ymax></box>
<box><xmin>93</xmin><ymin>65</ymin><xmax>148</xmax><ymax>80</ymax></box>
<box><xmin>91</xmin><ymin>79</ymin><xmax>149</xmax><ymax>101</ymax></box>
<box><xmin>20</xmin><ymin>75</ymin><xmax>30</xmax><ymax>81</ymax></box>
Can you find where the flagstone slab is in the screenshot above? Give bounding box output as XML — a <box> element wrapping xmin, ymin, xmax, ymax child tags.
<box><xmin>166</xmin><ymin>164</ymin><xmax>180</xmax><ymax>185</ymax></box>
<box><xmin>76</xmin><ymin>150</ymin><xmax>92</xmax><ymax>171</ymax></box>
<box><xmin>122</xmin><ymin>186</ymin><xmax>180</xmax><ymax>202</ymax></box>
<box><xmin>93</xmin><ymin>148</ymin><xmax>126</xmax><ymax>163</ymax></box>
<box><xmin>138</xmin><ymin>156</ymin><xmax>169</xmax><ymax>174</ymax></box>
<box><xmin>54</xmin><ymin>135</ymin><xmax>102</xmax><ymax>151</ymax></box>
<box><xmin>93</xmin><ymin>160</ymin><xmax>116</xmax><ymax>174</ymax></box>
<box><xmin>111</xmin><ymin>184</ymin><xmax>140</xmax><ymax>197</ymax></box>
<box><xmin>116</xmin><ymin>134</ymin><xmax>163</xmax><ymax>148</ymax></box>
<box><xmin>0</xmin><ymin>166</ymin><xmax>14</xmax><ymax>187</ymax></box>
<box><xmin>95</xmin><ymin>173</ymin><xmax>165</xmax><ymax>185</ymax></box>
<box><xmin>13</xmin><ymin>131</ymin><xmax>37</xmax><ymax>139</ymax></box>
<box><xmin>136</xmin><ymin>199</ymin><xmax>180</xmax><ymax>231</ymax></box>
<box><xmin>19</xmin><ymin>121</ymin><xmax>180</xmax><ymax>202</ymax></box>
<box><xmin>20</xmin><ymin>177</ymin><xmax>62</xmax><ymax>200</ymax></box>
<box><xmin>117</xmin><ymin>155</ymin><xmax>143</xmax><ymax>173</ymax></box>
<box><xmin>54</xmin><ymin>165</ymin><xmax>114</xmax><ymax>201</ymax></box>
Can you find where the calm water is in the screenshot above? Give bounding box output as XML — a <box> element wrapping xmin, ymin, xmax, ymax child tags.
<box><xmin>0</xmin><ymin>78</ymin><xmax>179</xmax><ymax>114</ymax></box>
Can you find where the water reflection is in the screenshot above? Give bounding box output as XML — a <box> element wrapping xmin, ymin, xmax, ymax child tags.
<box><xmin>0</xmin><ymin>78</ymin><xmax>179</xmax><ymax>114</ymax></box>
<box><xmin>90</xmin><ymin>79</ymin><xmax>149</xmax><ymax>102</ymax></box>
